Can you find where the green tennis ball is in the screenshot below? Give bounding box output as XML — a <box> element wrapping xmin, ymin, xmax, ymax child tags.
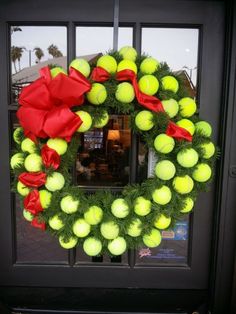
<box><xmin>70</xmin><ymin>58</ymin><xmax>90</xmax><ymax>77</ymax></box>
<box><xmin>154</xmin><ymin>134</ymin><xmax>175</xmax><ymax>154</ymax></box>
<box><xmin>195</xmin><ymin>121</ymin><xmax>212</xmax><ymax>137</ymax></box>
<box><xmin>117</xmin><ymin>60</ymin><xmax>137</xmax><ymax>74</ymax></box>
<box><xmin>10</xmin><ymin>153</ymin><xmax>24</xmax><ymax>169</ymax></box>
<box><xmin>119</xmin><ymin>46</ymin><xmax>137</xmax><ymax>61</ymax></box>
<box><xmin>39</xmin><ymin>190</ymin><xmax>52</xmax><ymax>209</ymax></box>
<box><xmin>86</xmin><ymin>83</ymin><xmax>107</xmax><ymax>105</ymax></box>
<box><xmin>152</xmin><ymin>186</ymin><xmax>172</xmax><ymax>205</ymax></box>
<box><xmin>180</xmin><ymin>197</ymin><xmax>194</xmax><ymax>213</ymax></box>
<box><xmin>161</xmin><ymin>76</ymin><xmax>179</xmax><ymax>93</ymax></box>
<box><xmin>176</xmin><ymin>119</ymin><xmax>195</xmax><ymax>135</ymax></box>
<box><xmin>94</xmin><ymin>111</ymin><xmax>109</xmax><ymax>128</ymax></box>
<box><xmin>100</xmin><ymin>221</ymin><xmax>119</xmax><ymax>240</ymax></box>
<box><xmin>59</xmin><ymin>235</ymin><xmax>78</xmax><ymax>249</ymax></box>
<box><xmin>23</xmin><ymin>209</ymin><xmax>34</xmax><ymax>222</ymax></box>
<box><xmin>47</xmin><ymin>138</ymin><xmax>68</xmax><ymax>155</ymax></box>
<box><xmin>73</xmin><ymin>218</ymin><xmax>91</xmax><ymax>238</ymax></box>
<box><xmin>108</xmin><ymin>237</ymin><xmax>127</xmax><ymax>256</ymax></box>
<box><xmin>134</xmin><ymin>196</ymin><xmax>152</xmax><ymax>216</ymax></box>
<box><xmin>126</xmin><ymin>218</ymin><xmax>142</xmax><ymax>237</ymax></box>
<box><xmin>143</xmin><ymin>228</ymin><xmax>162</xmax><ymax>248</ymax></box>
<box><xmin>49</xmin><ymin>215</ymin><xmax>64</xmax><ymax>230</ymax></box>
<box><xmin>179</xmin><ymin>97</ymin><xmax>197</xmax><ymax>117</ymax></box>
<box><xmin>111</xmin><ymin>198</ymin><xmax>129</xmax><ymax>218</ymax></box>
<box><xmin>155</xmin><ymin>160</ymin><xmax>176</xmax><ymax>180</ymax></box>
<box><xmin>21</xmin><ymin>138</ymin><xmax>37</xmax><ymax>154</ymax></box>
<box><xmin>115</xmin><ymin>82</ymin><xmax>135</xmax><ymax>103</ymax></box>
<box><xmin>17</xmin><ymin>181</ymin><xmax>30</xmax><ymax>196</ymax></box>
<box><xmin>24</xmin><ymin>153</ymin><xmax>42</xmax><ymax>172</ymax></box>
<box><xmin>140</xmin><ymin>57</ymin><xmax>159</xmax><ymax>74</ymax></box>
<box><xmin>83</xmin><ymin>237</ymin><xmax>102</xmax><ymax>256</ymax></box>
<box><xmin>60</xmin><ymin>195</ymin><xmax>79</xmax><ymax>214</ymax></box>
<box><xmin>200</xmin><ymin>142</ymin><xmax>215</xmax><ymax>159</ymax></box>
<box><xmin>135</xmin><ymin>110</ymin><xmax>154</xmax><ymax>131</ymax></box>
<box><xmin>97</xmin><ymin>55</ymin><xmax>117</xmax><ymax>74</ymax></box>
<box><xmin>154</xmin><ymin>214</ymin><xmax>171</xmax><ymax>229</ymax></box>
<box><xmin>173</xmin><ymin>175</ymin><xmax>194</xmax><ymax>194</ymax></box>
<box><xmin>162</xmin><ymin>99</ymin><xmax>179</xmax><ymax>118</ymax></box>
<box><xmin>84</xmin><ymin>205</ymin><xmax>103</xmax><ymax>225</ymax></box>
<box><xmin>138</xmin><ymin>75</ymin><xmax>159</xmax><ymax>95</ymax></box>
<box><xmin>192</xmin><ymin>163</ymin><xmax>212</xmax><ymax>182</ymax></box>
<box><xmin>76</xmin><ymin>110</ymin><xmax>92</xmax><ymax>132</ymax></box>
<box><xmin>45</xmin><ymin>172</ymin><xmax>65</xmax><ymax>192</ymax></box>
<box><xmin>177</xmin><ymin>148</ymin><xmax>199</xmax><ymax>168</ymax></box>
<box><xmin>13</xmin><ymin>127</ymin><xmax>23</xmax><ymax>144</ymax></box>
<box><xmin>50</xmin><ymin>67</ymin><xmax>67</xmax><ymax>78</ymax></box>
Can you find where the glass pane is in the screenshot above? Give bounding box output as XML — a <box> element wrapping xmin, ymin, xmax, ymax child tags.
<box><xmin>76</xmin><ymin>115</ymin><xmax>131</xmax><ymax>187</ymax></box>
<box><xmin>11</xmin><ymin>26</ymin><xmax>67</xmax><ymax>103</ymax></box>
<box><xmin>136</xmin><ymin>216</ymin><xmax>190</xmax><ymax>266</ymax></box>
<box><xmin>76</xmin><ymin>26</ymin><xmax>133</xmax><ymax>56</ymax></box>
<box><xmin>15</xmin><ymin>195</ymin><xmax>68</xmax><ymax>264</ymax></box>
<box><xmin>142</xmin><ymin>28</ymin><xmax>199</xmax><ymax>87</ymax></box>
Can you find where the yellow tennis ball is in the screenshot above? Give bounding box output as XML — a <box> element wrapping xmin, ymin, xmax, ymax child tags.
<box><xmin>86</xmin><ymin>83</ymin><xmax>107</xmax><ymax>105</ymax></box>
<box><xmin>117</xmin><ymin>60</ymin><xmax>137</xmax><ymax>74</ymax></box>
<box><xmin>138</xmin><ymin>75</ymin><xmax>159</xmax><ymax>95</ymax></box>
<box><xmin>21</xmin><ymin>138</ymin><xmax>37</xmax><ymax>154</ymax></box>
<box><xmin>115</xmin><ymin>82</ymin><xmax>135</xmax><ymax>103</ymax></box>
<box><xmin>83</xmin><ymin>237</ymin><xmax>102</xmax><ymax>256</ymax></box>
<box><xmin>108</xmin><ymin>237</ymin><xmax>127</xmax><ymax>256</ymax></box>
<box><xmin>17</xmin><ymin>181</ymin><xmax>30</xmax><ymax>196</ymax></box>
<box><xmin>47</xmin><ymin>138</ymin><xmax>68</xmax><ymax>155</ymax></box>
<box><xmin>154</xmin><ymin>134</ymin><xmax>175</xmax><ymax>154</ymax></box>
<box><xmin>195</xmin><ymin>121</ymin><xmax>212</xmax><ymax>137</ymax></box>
<box><xmin>162</xmin><ymin>99</ymin><xmax>179</xmax><ymax>118</ymax></box>
<box><xmin>119</xmin><ymin>46</ymin><xmax>137</xmax><ymax>61</ymax></box>
<box><xmin>135</xmin><ymin>110</ymin><xmax>154</xmax><ymax>131</ymax></box>
<box><xmin>70</xmin><ymin>58</ymin><xmax>90</xmax><ymax>77</ymax></box>
<box><xmin>59</xmin><ymin>236</ymin><xmax>78</xmax><ymax>249</ymax></box>
<box><xmin>24</xmin><ymin>153</ymin><xmax>42</xmax><ymax>172</ymax></box>
<box><xmin>45</xmin><ymin>172</ymin><xmax>65</xmax><ymax>192</ymax></box>
<box><xmin>73</xmin><ymin>218</ymin><xmax>91</xmax><ymax>238</ymax></box>
<box><xmin>10</xmin><ymin>153</ymin><xmax>24</xmax><ymax>169</ymax></box>
<box><xmin>75</xmin><ymin>111</ymin><xmax>92</xmax><ymax>132</ymax></box>
<box><xmin>178</xmin><ymin>97</ymin><xmax>197</xmax><ymax>117</ymax></box>
<box><xmin>154</xmin><ymin>214</ymin><xmax>171</xmax><ymax>229</ymax></box>
<box><xmin>49</xmin><ymin>215</ymin><xmax>64</xmax><ymax>230</ymax></box>
<box><xmin>140</xmin><ymin>57</ymin><xmax>159</xmax><ymax>74</ymax></box>
<box><xmin>180</xmin><ymin>197</ymin><xmax>194</xmax><ymax>213</ymax></box>
<box><xmin>50</xmin><ymin>67</ymin><xmax>67</xmax><ymax>78</ymax></box>
<box><xmin>97</xmin><ymin>55</ymin><xmax>117</xmax><ymax>74</ymax></box>
<box><xmin>126</xmin><ymin>218</ymin><xmax>142</xmax><ymax>237</ymax></box>
<box><xmin>152</xmin><ymin>185</ymin><xmax>172</xmax><ymax>205</ymax></box>
<box><xmin>176</xmin><ymin>119</ymin><xmax>195</xmax><ymax>135</ymax></box>
<box><xmin>155</xmin><ymin>160</ymin><xmax>176</xmax><ymax>180</ymax></box>
<box><xmin>94</xmin><ymin>111</ymin><xmax>109</xmax><ymax>128</ymax></box>
<box><xmin>192</xmin><ymin>163</ymin><xmax>212</xmax><ymax>182</ymax></box>
<box><xmin>200</xmin><ymin>142</ymin><xmax>215</xmax><ymax>159</ymax></box>
<box><xmin>13</xmin><ymin>127</ymin><xmax>23</xmax><ymax>144</ymax></box>
<box><xmin>177</xmin><ymin>148</ymin><xmax>199</xmax><ymax>168</ymax></box>
<box><xmin>143</xmin><ymin>228</ymin><xmax>162</xmax><ymax>248</ymax></box>
<box><xmin>161</xmin><ymin>75</ymin><xmax>179</xmax><ymax>93</ymax></box>
<box><xmin>173</xmin><ymin>175</ymin><xmax>194</xmax><ymax>194</ymax></box>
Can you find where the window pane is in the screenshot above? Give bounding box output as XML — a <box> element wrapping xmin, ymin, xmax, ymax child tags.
<box><xmin>77</xmin><ymin>115</ymin><xmax>131</xmax><ymax>187</ymax></box>
<box><xmin>11</xmin><ymin>26</ymin><xmax>67</xmax><ymax>103</ymax></box>
<box><xmin>142</xmin><ymin>28</ymin><xmax>199</xmax><ymax>87</ymax></box>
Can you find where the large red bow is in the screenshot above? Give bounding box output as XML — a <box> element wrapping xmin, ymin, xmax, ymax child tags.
<box><xmin>91</xmin><ymin>67</ymin><xmax>192</xmax><ymax>142</ymax></box>
<box><xmin>17</xmin><ymin>66</ymin><xmax>91</xmax><ymax>142</ymax></box>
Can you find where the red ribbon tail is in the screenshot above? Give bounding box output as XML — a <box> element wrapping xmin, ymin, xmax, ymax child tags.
<box><xmin>19</xmin><ymin>172</ymin><xmax>47</xmax><ymax>188</ymax></box>
<box><xmin>23</xmin><ymin>190</ymin><xmax>44</xmax><ymax>215</ymax></box>
<box><xmin>31</xmin><ymin>217</ymin><xmax>46</xmax><ymax>230</ymax></box>
<box><xmin>41</xmin><ymin>145</ymin><xmax>60</xmax><ymax>169</ymax></box>
<box><xmin>91</xmin><ymin>67</ymin><xmax>110</xmax><ymax>82</ymax></box>
<box><xmin>166</xmin><ymin>121</ymin><xmax>192</xmax><ymax>141</ymax></box>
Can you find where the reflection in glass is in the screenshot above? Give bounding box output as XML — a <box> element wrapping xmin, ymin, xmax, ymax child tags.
<box><xmin>136</xmin><ymin>217</ymin><xmax>190</xmax><ymax>266</ymax></box>
<box><xmin>142</xmin><ymin>28</ymin><xmax>199</xmax><ymax>87</ymax></box>
<box><xmin>11</xmin><ymin>26</ymin><xmax>67</xmax><ymax>102</ymax></box>
<box><xmin>77</xmin><ymin>115</ymin><xmax>131</xmax><ymax>187</ymax></box>
<box><xmin>76</xmin><ymin>26</ymin><xmax>133</xmax><ymax>57</ymax></box>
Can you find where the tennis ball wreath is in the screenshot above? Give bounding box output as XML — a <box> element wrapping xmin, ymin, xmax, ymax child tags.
<box><xmin>11</xmin><ymin>46</ymin><xmax>217</xmax><ymax>257</ymax></box>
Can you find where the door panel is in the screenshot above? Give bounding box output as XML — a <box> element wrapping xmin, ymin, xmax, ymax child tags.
<box><xmin>0</xmin><ymin>0</ymin><xmax>225</xmax><ymax>305</ymax></box>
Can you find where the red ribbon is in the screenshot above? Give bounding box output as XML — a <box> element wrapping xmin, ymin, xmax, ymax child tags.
<box><xmin>17</xmin><ymin>66</ymin><xmax>91</xmax><ymax>142</ymax></box>
<box><xmin>23</xmin><ymin>190</ymin><xmax>44</xmax><ymax>215</ymax></box>
<box><xmin>31</xmin><ymin>217</ymin><xmax>46</xmax><ymax>230</ymax></box>
<box><xmin>91</xmin><ymin>67</ymin><xmax>192</xmax><ymax>142</ymax></box>
<box><xmin>19</xmin><ymin>172</ymin><xmax>47</xmax><ymax>188</ymax></box>
<box><xmin>41</xmin><ymin>145</ymin><xmax>60</xmax><ymax>169</ymax></box>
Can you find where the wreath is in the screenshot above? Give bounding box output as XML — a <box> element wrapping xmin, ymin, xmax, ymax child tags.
<box><xmin>11</xmin><ymin>46</ymin><xmax>216</xmax><ymax>257</ymax></box>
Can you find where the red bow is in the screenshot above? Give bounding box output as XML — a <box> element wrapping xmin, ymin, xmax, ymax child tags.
<box><xmin>17</xmin><ymin>66</ymin><xmax>91</xmax><ymax>142</ymax></box>
<box><xmin>91</xmin><ymin>67</ymin><xmax>192</xmax><ymax>142</ymax></box>
<box><xmin>23</xmin><ymin>189</ymin><xmax>43</xmax><ymax>215</ymax></box>
<box><xmin>19</xmin><ymin>172</ymin><xmax>47</xmax><ymax>188</ymax></box>
<box><xmin>41</xmin><ymin>145</ymin><xmax>60</xmax><ymax>169</ymax></box>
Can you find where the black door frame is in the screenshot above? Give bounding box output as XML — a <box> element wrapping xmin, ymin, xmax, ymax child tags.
<box><xmin>0</xmin><ymin>0</ymin><xmax>235</xmax><ymax>313</ymax></box>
